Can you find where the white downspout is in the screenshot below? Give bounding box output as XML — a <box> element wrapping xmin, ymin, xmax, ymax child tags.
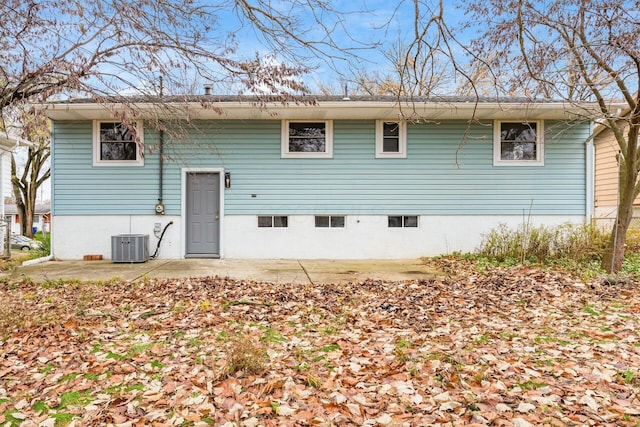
<box><xmin>585</xmin><ymin>122</ymin><xmax>595</xmax><ymax>224</ymax></box>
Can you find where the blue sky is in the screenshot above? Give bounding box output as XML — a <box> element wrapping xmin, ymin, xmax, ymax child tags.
<box><xmin>256</xmin><ymin>0</ymin><xmax>464</xmax><ymax>90</ymax></box>
<box><xmin>19</xmin><ymin>1</ymin><xmax>471</xmax><ymax>97</ymax></box>
<box><xmin>211</xmin><ymin>1</ymin><xmax>470</xmax><ymax>93</ymax></box>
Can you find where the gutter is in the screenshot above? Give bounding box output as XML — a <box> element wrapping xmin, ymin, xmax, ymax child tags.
<box><xmin>44</xmin><ymin>99</ymin><xmax>619</xmax><ymax>122</ymax></box>
<box><xmin>0</xmin><ymin>131</ymin><xmax>32</xmax><ymax>153</ymax></box>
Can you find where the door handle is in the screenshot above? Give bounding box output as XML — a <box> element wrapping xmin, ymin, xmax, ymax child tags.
<box><xmin>215</xmin><ymin>211</ymin><xmax>219</xmax><ymax>220</ymax></box>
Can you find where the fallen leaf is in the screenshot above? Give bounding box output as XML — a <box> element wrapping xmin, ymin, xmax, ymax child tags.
<box><xmin>512</xmin><ymin>418</ymin><xmax>534</xmax><ymax>427</ymax></box>
<box><xmin>439</xmin><ymin>401</ymin><xmax>462</xmax><ymax>412</ymax></box>
<box><xmin>517</xmin><ymin>402</ymin><xmax>536</xmax><ymax>413</ymax></box>
<box><xmin>579</xmin><ymin>394</ymin><xmax>599</xmax><ymax>411</ymax></box>
<box><xmin>496</xmin><ymin>403</ymin><xmax>511</xmax><ymax>412</ymax></box>
<box><xmin>275</xmin><ymin>404</ymin><xmax>295</xmax><ymax>416</ymax></box>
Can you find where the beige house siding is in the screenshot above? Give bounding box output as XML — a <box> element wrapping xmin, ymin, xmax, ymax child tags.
<box><xmin>594</xmin><ymin>123</ymin><xmax>640</xmax><ymax>227</ymax></box>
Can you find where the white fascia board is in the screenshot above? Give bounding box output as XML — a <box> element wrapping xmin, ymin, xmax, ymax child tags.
<box><xmin>0</xmin><ymin>131</ymin><xmax>33</xmax><ymax>151</ymax></box>
<box><xmin>44</xmin><ymin>99</ymin><xmax>610</xmax><ymax>121</ymax></box>
<box><xmin>0</xmin><ymin>135</ymin><xmax>15</xmax><ymax>150</ymax></box>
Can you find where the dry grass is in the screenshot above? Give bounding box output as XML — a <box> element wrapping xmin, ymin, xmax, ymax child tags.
<box><xmin>0</xmin><ymin>298</ymin><xmax>29</xmax><ymax>338</ymax></box>
<box><xmin>0</xmin><ymin>252</ymin><xmax>31</xmax><ymax>272</ymax></box>
<box><xmin>0</xmin><ymin>281</ymin><xmax>102</xmax><ymax>339</ymax></box>
<box><xmin>625</xmin><ymin>225</ymin><xmax>640</xmax><ymax>252</ymax></box>
<box><xmin>222</xmin><ymin>336</ymin><xmax>269</xmax><ymax>377</ymax></box>
<box><xmin>476</xmin><ymin>222</ymin><xmax>607</xmax><ymax>264</ymax></box>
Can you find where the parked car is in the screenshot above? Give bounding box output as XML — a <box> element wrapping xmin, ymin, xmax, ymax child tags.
<box><xmin>10</xmin><ymin>235</ymin><xmax>44</xmax><ymax>251</ymax></box>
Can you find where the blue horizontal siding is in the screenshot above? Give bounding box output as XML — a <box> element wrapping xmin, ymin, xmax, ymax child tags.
<box><xmin>50</xmin><ymin>120</ymin><xmax>161</xmax><ymax>215</ymax></box>
<box><xmin>51</xmin><ymin>119</ymin><xmax>588</xmax><ymax>215</ymax></box>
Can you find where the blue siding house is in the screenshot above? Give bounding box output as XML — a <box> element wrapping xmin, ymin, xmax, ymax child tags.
<box><xmin>46</xmin><ymin>96</ymin><xmax>594</xmax><ymax>260</ymax></box>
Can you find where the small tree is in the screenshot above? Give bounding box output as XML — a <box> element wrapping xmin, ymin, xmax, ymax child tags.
<box><xmin>11</xmin><ymin>142</ymin><xmax>49</xmax><ymax>239</ymax></box>
<box><xmin>9</xmin><ymin>108</ymin><xmax>49</xmax><ymax>238</ymax></box>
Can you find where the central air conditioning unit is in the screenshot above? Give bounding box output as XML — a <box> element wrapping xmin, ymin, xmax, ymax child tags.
<box><xmin>111</xmin><ymin>234</ymin><xmax>149</xmax><ymax>263</ymax></box>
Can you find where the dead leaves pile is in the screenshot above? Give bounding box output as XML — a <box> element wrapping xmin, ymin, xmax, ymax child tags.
<box><xmin>0</xmin><ymin>263</ymin><xmax>639</xmax><ymax>426</ymax></box>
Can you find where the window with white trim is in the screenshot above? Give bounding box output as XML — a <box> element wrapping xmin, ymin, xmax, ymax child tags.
<box><xmin>281</xmin><ymin>120</ymin><xmax>333</xmax><ymax>158</ymax></box>
<box><xmin>315</xmin><ymin>215</ymin><xmax>345</xmax><ymax>228</ymax></box>
<box><xmin>93</xmin><ymin>121</ymin><xmax>144</xmax><ymax>166</ymax></box>
<box><xmin>258</xmin><ymin>216</ymin><xmax>288</xmax><ymax>228</ymax></box>
<box><xmin>376</xmin><ymin>120</ymin><xmax>407</xmax><ymax>158</ymax></box>
<box><xmin>494</xmin><ymin>120</ymin><xmax>544</xmax><ymax>166</ymax></box>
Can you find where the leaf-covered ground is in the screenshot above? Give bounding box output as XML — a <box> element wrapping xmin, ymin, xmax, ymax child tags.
<box><xmin>1</xmin><ymin>261</ymin><xmax>639</xmax><ymax>426</ymax></box>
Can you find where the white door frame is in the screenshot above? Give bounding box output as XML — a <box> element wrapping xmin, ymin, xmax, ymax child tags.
<box><xmin>181</xmin><ymin>167</ymin><xmax>225</xmax><ymax>258</ymax></box>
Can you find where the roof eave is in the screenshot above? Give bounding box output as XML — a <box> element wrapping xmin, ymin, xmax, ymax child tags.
<box><xmin>0</xmin><ymin>132</ymin><xmax>33</xmax><ymax>150</ymax></box>
<box><xmin>44</xmin><ymin>99</ymin><xmax>606</xmax><ymax>121</ymax></box>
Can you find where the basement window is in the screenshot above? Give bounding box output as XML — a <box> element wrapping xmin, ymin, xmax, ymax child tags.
<box><xmin>315</xmin><ymin>215</ymin><xmax>345</xmax><ymax>228</ymax></box>
<box><xmin>93</xmin><ymin>121</ymin><xmax>144</xmax><ymax>166</ymax></box>
<box><xmin>388</xmin><ymin>215</ymin><xmax>418</xmax><ymax>228</ymax></box>
<box><xmin>258</xmin><ymin>216</ymin><xmax>288</xmax><ymax>228</ymax></box>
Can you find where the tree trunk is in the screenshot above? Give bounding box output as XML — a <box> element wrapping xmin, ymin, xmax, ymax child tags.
<box><xmin>11</xmin><ymin>146</ymin><xmax>50</xmax><ymax>239</ymax></box>
<box><xmin>11</xmin><ymin>154</ymin><xmax>27</xmax><ymax>236</ymax></box>
<box><xmin>602</xmin><ymin>201</ymin><xmax>633</xmax><ymax>273</ymax></box>
<box><xmin>601</xmin><ymin>125</ymin><xmax>639</xmax><ymax>273</ymax></box>
<box><xmin>22</xmin><ymin>203</ymin><xmax>35</xmax><ymax>237</ymax></box>
<box><xmin>11</xmin><ymin>176</ymin><xmax>34</xmax><ymax>237</ymax></box>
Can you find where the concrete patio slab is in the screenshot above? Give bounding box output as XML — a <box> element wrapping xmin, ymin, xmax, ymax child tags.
<box><xmin>1</xmin><ymin>258</ymin><xmax>442</xmax><ymax>284</ymax></box>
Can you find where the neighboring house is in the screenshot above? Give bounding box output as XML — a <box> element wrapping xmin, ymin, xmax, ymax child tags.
<box><xmin>4</xmin><ymin>203</ymin><xmax>51</xmax><ymax>235</ymax></box>
<box><xmin>593</xmin><ymin>121</ymin><xmax>640</xmax><ymax>228</ymax></box>
<box><xmin>46</xmin><ymin>96</ymin><xmax>600</xmax><ymax>260</ymax></box>
<box><xmin>0</xmin><ymin>133</ymin><xmax>17</xmax><ymax>217</ymax></box>
<box><xmin>0</xmin><ymin>133</ymin><xmax>22</xmax><ymax>256</ymax></box>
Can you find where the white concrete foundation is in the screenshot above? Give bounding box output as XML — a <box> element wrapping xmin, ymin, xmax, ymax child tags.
<box><xmin>52</xmin><ymin>215</ymin><xmax>182</xmax><ymax>260</ymax></box>
<box><xmin>52</xmin><ymin>214</ymin><xmax>585</xmax><ymax>260</ymax></box>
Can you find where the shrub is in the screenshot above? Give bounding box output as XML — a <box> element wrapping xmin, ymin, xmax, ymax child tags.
<box><xmin>476</xmin><ymin>222</ymin><xmax>608</xmax><ymax>265</ymax></box>
<box><xmin>625</xmin><ymin>226</ymin><xmax>640</xmax><ymax>252</ymax></box>
<box><xmin>33</xmin><ymin>232</ymin><xmax>51</xmax><ymax>258</ymax></box>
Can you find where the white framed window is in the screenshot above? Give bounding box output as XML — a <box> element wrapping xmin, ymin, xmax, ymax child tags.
<box><xmin>388</xmin><ymin>215</ymin><xmax>418</xmax><ymax>228</ymax></box>
<box><xmin>494</xmin><ymin>120</ymin><xmax>544</xmax><ymax>166</ymax></box>
<box><xmin>281</xmin><ymin>120</ymin><xmax>333</xmax><ymax>158</ymax></box>
<box><xmin>376</xmin><ymin>120</ymin><xmax>407</xmax><ymax>158</ymax></box>
<box><xmin>315</xmin><ymin>215</ymin><xmax>345</xmax><ymax>228</ymax></box>
<box><xmin>93</xmin><ymin>120</ymin><xmax>144</xmax><ymax>166</ymax></box>
<box><xmin>258</xmin><ymin>215</ymin><xmax>288</xmax><ymax>228</ymax></box>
